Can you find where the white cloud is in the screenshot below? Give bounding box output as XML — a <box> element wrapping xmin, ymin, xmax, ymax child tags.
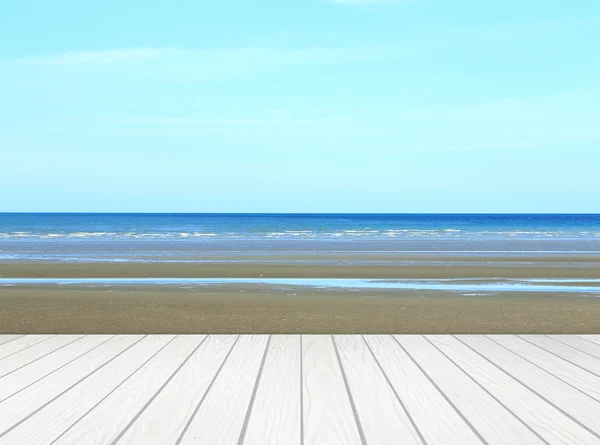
<box><xmin>14</xmin><ymin>48</ymin><xmax>184</xmax><ymax>66</ymax></box>
<box><xmin>6</xmin><ymin>46</ymin><xmax>405</xmax><ymax>84</ymax></box>
<box><xmin>264</xmin><ymin>109</ymin><xmax>292</xmax><ymax>116</ymax></box>
<box><xmin>277</xmin><ymin>31</ymin><xmax>297</xmax><ymax>39</ymax></box>
<box><xmin>326</xmin><ymin>0</ymin><xmax>403</xmax><ymax>5</ymax></box>
<box><xmin>329</xmin><ymin>0</ymin><xmax>377</xmax><ymax>3</ymax></box>
<box><xmin>12</xmin><ymin>45</ymin><xmax>403</xmax><ymax>70</ymax></box>
<box><xmin>114</xmin><ymin>91</ymin><xmax>600</xmax><ymax>141</ymax></box>
<box><xmin>116</xmin><ymin>116</ymin><xmax>354</xmax><ymax>126</ymax></box>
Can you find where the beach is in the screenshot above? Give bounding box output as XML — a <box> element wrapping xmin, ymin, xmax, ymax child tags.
<box><xmin>1</xmin><ymin>285</ymin><xmax>599</xmax><ymax>334</ymax></box>
<box><xmin>1</xmin><ymin>251</ymin><xmax>600</xmax><ymax>334</ymax></box>
<box><xmin>3</xmin><ymin>252</ymin><xmax>600</xmax><ymax>279</ymax></box>
<box><xmin>2</xmin><ymin>214</ymin><xmax>600</xmax><ymax>334</ymax></box>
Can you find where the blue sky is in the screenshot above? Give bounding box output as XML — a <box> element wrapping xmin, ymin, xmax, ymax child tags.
<box><xmin>1</xmin><ymin>0</ymin><xmax>599</xmax><ymax>212</ymax></box>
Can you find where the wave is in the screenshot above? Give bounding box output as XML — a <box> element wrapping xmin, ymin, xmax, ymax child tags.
<box><xmin>1</xmin><ymin>230</ymin><xmax>599</xmax><ymax>240</ymax></box>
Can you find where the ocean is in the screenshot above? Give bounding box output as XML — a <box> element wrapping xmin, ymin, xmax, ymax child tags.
<box><xmin>2</xmin><ymin>213</ymin><xmax>600</xmax><ymax>296</ymax></box>
<box><xmin>1</xmin><ymin>213</ymin><xmax>600</xmax><ymax>261</ymax></box>
<box><xmin>2</xmin><ymin>213</ymin><xmax>600</xmax><ymax>240</ymax></box>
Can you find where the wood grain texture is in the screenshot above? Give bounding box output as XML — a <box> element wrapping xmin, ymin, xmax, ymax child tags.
<box><xmin>492</xmin><ymin>335</ymin><xmax>600</xmax><ymax>401</ymax></box>
<box><xmin>553</xmin><ymin>335</ymin><xmax>600</xmax><ymax>359</ymax></box>
<box><xmin>302</xmin><ymin>335</ymin><xmax>364</xmax><ymax>445</ymax></box>
<box><xmin>0</xmin><ymin>336</ymin><xmax>23</xmax><ymax>347</ymax></box>
<box><xmin>116</xmin><ymin>335</ymin><xmax>237</xmax><ymax>445</ymax></box>
<box><xmin>364</xmin><ymin>335</ymin><xmax>484</xmax><ymax>445</ymax></box>
<box><xmin>178</xmin><ymin>335</ymin><xmax>269</xmax><ymax>445</ymax></box>
<box><xmin>429</xmin><ymin>335</ymin><xmax>600</xmax><ymax>445</ymax></box>
<box><xmin>0</xmin><ymin>336</ymin><xmax>141</xmax><ymax>438</ymax></box>
<box><xmin>0</xmin><ymin>335</ymin><xmax>112</xmax><ymax>402</ymax></box>
<box><xmin>3</xmin><ymin>334</ymin><xmax>600</xmax><ymax>445</ymax></box>
<box><xmin>0</xmin><ymin>335</ymin><xmax>53</xmax><ymax>361</ymax></box>
<box><xmin>459</xmin><ymin>335</ymin><xmax>600</xmax><ymax>436</ymax></box>
<box><xmin>54</xmin><ymin>335</ymin><xmax>204</xmax><ymax>445</ymax></box>
<box><xmin>0</xmin><ymin>336</ymin><xmax>83</xmax><ymax>378</ymax></box>
<box><xmin>580</xmin><ymin>335</ymin><xmax>600</xmax><ymax>346</ymax></box>
<box><xmin>397</xmin><ymin>335</ymin><xmax>544</xmax><ymax>445</ymax></box>
<box><xmin>520</xmin><ymin>335</ymin><xmax>600</xmax><ymax>376</ymax></box>
<box><xmin>0</xmin><ymin>335</ymin><xmax>169</xmax><ymax>445</ymax></box>
<box><xmin>242</xmin><ymin>335</ymin><xmax>302</xmax><ymax>445</ymax></box>
<box><xmin>334</xmin><ymin>335</ymin><xmax>423</xmax><ymax>445</ymax></box>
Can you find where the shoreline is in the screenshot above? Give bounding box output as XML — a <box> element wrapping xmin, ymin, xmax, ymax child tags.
<box><xmin>3</xmin><ymin>259</ymin><xmax>600</xmax><ymax>279</ymax></box>
<box><xmin>2</xmin><ymin>254</ymin><xmax>599</xmax><ymax>334</ymax></box>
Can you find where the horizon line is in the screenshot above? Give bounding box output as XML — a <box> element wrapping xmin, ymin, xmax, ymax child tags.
<box><xmin>1</xmin><ymin>212</ymin><xmax>599</xmax><ymax>216</ymax></box>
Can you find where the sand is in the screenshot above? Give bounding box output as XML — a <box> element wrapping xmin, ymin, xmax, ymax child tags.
<box><xmin>1</xmin><ymin>254</ymin><xmax>599</xmax><ymax>334</ymax></box>
<box><xmin>0</xmin><ymin>285</ymin><xmax>599</xmax><ymax>334</ymax></box>
<box><xmin>2</xmin><ymin>257</ymin><xmax>600</xmax><ymax>279</ymax></box>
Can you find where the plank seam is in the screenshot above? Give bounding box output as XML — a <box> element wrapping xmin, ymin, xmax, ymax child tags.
<box><xmin>424</xmin><ymin>336</ymin><xmax>551</xmax><ymax>445</ymax></box>
<box><xmin>519</xmin><ymin>336</ymin><xmax>600</xmax><ymax>379</ymax></box>
<box><xmin>48</xmin><ymin>335</ymin><xmax>179</xmax><ymax>445</ymax></box>
<box><xmin>237</xmin><ymin>335</ymin><xmax>272</xmax><ymax>445</ymax></box>
<box><xmin>0</xmin><ymin>335</ymin><xmax>85</xmax><ymax>379</ymax></box>
<box><xmin>361</xmin><ymin>335</ymin><xmax>428</xmax><ymax>445</ymax></box>
<box><xmin>392</xmin><ymin>335</ymin><xmax>489</xmax><ymax>445</ymax></box>
<box><xmin>331</xmin><ymin>335</ymin><xmax>368</xmax><ymax>445</ymax></box>
<box><xmin>546</xmin><ymin>335</ymin><xmax>600</xmax><ymax>360</ymax></box>
<box><xmin>0</xmin><ymin>335</ymin><xmax>25</xmax><ymax>346</ymax></box>
<box><xmin>0</xmin><ymin>335</ymin><xmax>57</xmax><ymax>362</ymax></box>
<box><xmin>487</xmin><ymin>336</ymin><xmax>600</xmax><ymax>404</ymax></box>
<box><xmin>0</xmin><ymin>335</ymin><xmax>117</xmax><ymax>404</ymax></box>
<box><xmin>175</xmin><ymin>335</ymin><xmax>241</xmax><ymax>445</ymax></box>
<box><xmin>0</xmin><ymin>335</ymin><xmax>148</xmax><ymax>439</ymax></box>
<box><xmin>456</xmin><ymin>335</ymin><xmax>600</xmax><ymax>441</ymax></box>
<box><xmin>110</xmin><ymin>335</ymin><xmax>209</xmax><ymax>445</ymax></box>
<box><xmin>577</xmin><ymin>335</ymin><xmax>600</xmax><ymax>347</ymax></box>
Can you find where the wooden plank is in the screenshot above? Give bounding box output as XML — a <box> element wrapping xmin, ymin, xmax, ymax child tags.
<box><xmin>0</xmin><ymin>335</ymin><xmax>83</xmax><ymax>378</ymax></box>
<box><xmin>553</xmin><ymin>335</ymin><xmax>600</xmax><ymax>359</ymax></box>
<box><xmin>580</xmin><ymin>335</ymin><xmax>600</xmax><ymax>346</ymax></box>
<box><xmin>0</xmin><ymin>335</ymin><xmax>23</xmax><ymax>347</ymax></box>
<box><xmin>493</xmin><ymin>336</ymin><xmax>600</xmax><ymax>401</ymax></box>
<box><xmin>520</xmin><ymin>335</ymin><xmax>600</xmax><ymax>376</ymax></box>
<box><xmin>0</xmin><ymin>335</ymin><xmax>54</xmax><ymax>361</ymax></box>
<box><xmin>115</xmin><ymin>335</ymin><xmax>238</xmax><ymax>445</ymax></box>
<box><xmin>363</xmin><ymin>335</ymin><xmax>483</xmax><ymax>445</ymax></box>
<box><xmin>396</xmin><ymin>335</ymin><xmax>544</xmax><ymax>445</ymax></box>
<box><xmin>0</xmin><ymin>335</ymin><xmax>170</xmax><ymax>445</ymax></box>
<box><xmin>242</xmin><ymin>335</ymin><xmax>302</xmax><ymax>445</ymax></box>
<box><xmin>302</xmin><ymin>335</ymin><xmax>364</xmax><ymax>445</ymax></box>
<box><xmin>334</xmin><ymin>335</ymin><xmax>424</xmax><ymax>445</ymax></box>
<box><xmin>0</xmin><ymin>335</ymin><xmax>113</xmax><ymax>402</ymax></box>
<box><xmin>178</xmin><ymin>335</ymin><xmax>269</xmax><ymax>445</ymax></box>
<box><xmin>51</xmin><ymin>335</ymin><xmax>205</xmax><ymax>445</ymax></box>
<box><xmin>459</xmin><ymin>335</ymin><xmax>600</xmax><ymax>436</ymax></box>
<box><xmin>3</xmin><ymin>334</ymin><xmax>600</xmax><ymax>445</ymax></box>
<box><xmin>0</xmin><ymin>336</ymin><xmax>141</xmax><ymax>434</ymax></box>
<box><xmin>429</xmin><ymin>335</ymin><xmax>600</xmax><ymax>445</ymax></box>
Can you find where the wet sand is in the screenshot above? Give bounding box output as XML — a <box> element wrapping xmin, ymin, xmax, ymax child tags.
<box><xmin>0</xmin><ymin>285</ymin><xmax>599</xmax><ymax>334</ymax></box>
<box><xmin>1</xmin><ymin>254</ymin><xmax>599</xmax><ymax>334</ymax></box>
<box><xmin>3</xmin><ymin>257</ymin><xmax>600</xmax><ymax>279</ymax></box>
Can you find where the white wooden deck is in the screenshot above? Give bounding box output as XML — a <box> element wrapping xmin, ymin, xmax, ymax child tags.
<box><xmin>1</xmin><ymin>335</ymin><xmax>600</xmax><ymax>445</ymax></box>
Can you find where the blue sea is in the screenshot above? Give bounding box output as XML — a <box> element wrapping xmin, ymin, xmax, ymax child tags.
<box><xmin>2</xmin><ymin>214</ymin><xmax>600</xmax><ymax>294</ymax></box>
<box><xmin>1</xmin><ymin>213</ymin><xmax>600</xmax><ymax>240</ymax></box>
<box><xmin>1</xmin><ymin>213</ymin><xmax>600</xmax><ymax>261</ymax></box>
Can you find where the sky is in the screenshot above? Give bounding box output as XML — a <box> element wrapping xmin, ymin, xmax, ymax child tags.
<box><xmin>1</xmin><ymin>0</ymin><xmax>599</xmax><ymax>213</ymax></box>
